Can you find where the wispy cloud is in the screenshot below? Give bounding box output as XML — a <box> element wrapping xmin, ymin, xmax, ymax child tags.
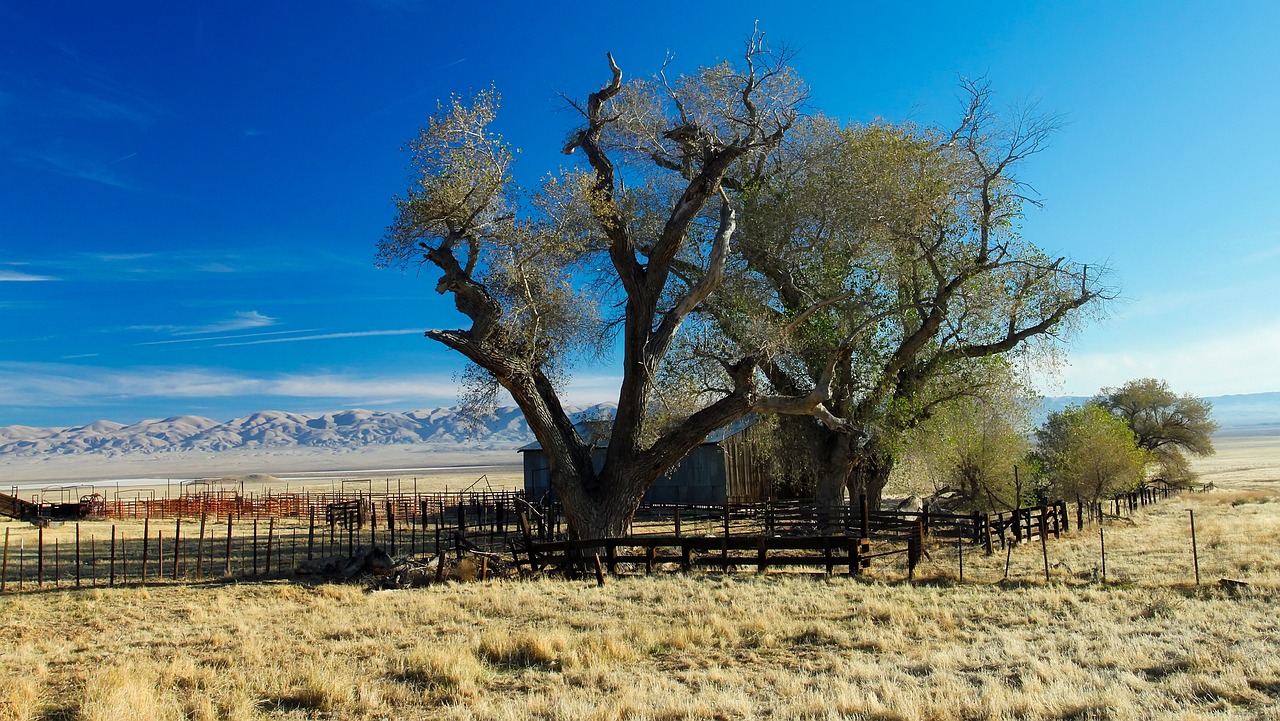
<box><xmin>29</xmin><ymin>150</ymin><xmax>143</xmax><ymax>191</ymax></box>
<box><xmin>138</xmin><ymin>328</ymin><xmax>322</xmax><ymax>347</ymax></box>
<box><xmin>0</xmin><ymin>270</ymin><xmax>58</xmax><ymax>282</ymax></box>
<box><xmin>215</xmin><ymin>329</ymin><xmax>422</xmax><ymax>347</ymax></box>
<box><xmin>1050</xmin><ymin>322</ymin><xmax>1280</xmax><ymax>397</ymax></box>
<box><xmin>178</xmin><ymin>310</ymin><xmax>277</xmax><ymax>336</ymax></box>
<box><xmin>133</xmin><ymin>311</ymin><xmax>278</xmax><ymax>338</ymax></box>
<box><xmin>49</xmin><ymin>86</ymin><xmax>165</xmax><ymax>125</ymax></box>
<box><xmin>0</xmin><ymin>362</ymin><xmax>459</xmax><ymax>410</ymax></box>
<box><xmin>92</xmin><ymin>253</ymin><xmax>154</xmax><ymax>262</ymax></box>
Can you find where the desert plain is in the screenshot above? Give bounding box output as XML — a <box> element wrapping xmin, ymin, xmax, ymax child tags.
<box><xmin>0</xmin><ymin>432</ymin><xmax>1276</xmax><ymax>720</ymax></box>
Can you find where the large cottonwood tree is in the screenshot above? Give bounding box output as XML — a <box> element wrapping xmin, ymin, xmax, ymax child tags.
<box><xmin>379</xmin><ymin>38</ymin><xmax>863</xmax><ymax>538</ymax></box>
<box><xmin>713</xmin><ymin>82</ymin><xmax>1111</xmax><ymax>509</ymax></box>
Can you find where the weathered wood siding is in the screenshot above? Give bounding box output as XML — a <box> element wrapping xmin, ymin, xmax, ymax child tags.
<box><xmin>720</xmin><ymin>422</ymin><xmax>772</xmax><ymax>502</ymax></box>
<box><xmin>520</xmin><ymin>420</ymin><xmax>773</xmax><ymax>504</ymax></box>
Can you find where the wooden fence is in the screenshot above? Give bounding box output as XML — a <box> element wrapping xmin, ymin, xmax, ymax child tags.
<box><xmin>519</xmin><ymin>535</ymin><xmax>909</xmax><ymax>577</ymax></box>
<box><xmin>518</xmin><ymin>483</ymin><xmax>1183</xmax><ymax>580</ymax></box>
<box><xmin>0</xmin><ymin>481</ymin><xmax>1183</xmax><ymax>591</ymax></box>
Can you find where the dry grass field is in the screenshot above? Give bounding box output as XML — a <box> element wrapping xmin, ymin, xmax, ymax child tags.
<box><xmin>1</xmin><ymin>438</ymin><xmax>1278</xmax><ymax>720</ymax></box>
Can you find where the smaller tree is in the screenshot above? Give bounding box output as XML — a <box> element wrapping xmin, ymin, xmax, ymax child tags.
<box><xmin>1093</xmin><ymin>378</ymin><xmax>1217</xmax><ymax>485</ymax></box>
<box><xmin>1031</xmin><ymin>404</ymin><xmax>1146</xmax><ymax>505</ymax></box>
<box><xmin>889</xmin><ymin>362</ymin><xmax>1034</xmax><ymax>512</ymax></box>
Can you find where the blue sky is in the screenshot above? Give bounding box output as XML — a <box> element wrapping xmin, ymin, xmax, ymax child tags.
<box><xmin>1</xmin><ymin>1</ymin><xmax>1277</xmax><ymax>427</ymax></box>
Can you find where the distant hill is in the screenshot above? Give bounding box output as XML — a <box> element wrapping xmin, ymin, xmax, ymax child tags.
<box><xmin>1036</xmin><ymin>392</ymin><xmax>1280</xmax><ymax>433</ymax></box>
<box><xmin>0</xmin><ymin>404</ymin><xmax>615</xmax><ymax>458</ymax></box>
<box><xmin>1</xmin><ymin>392</ymin><xmax>1275</xmax><ymax>461</ymax></box>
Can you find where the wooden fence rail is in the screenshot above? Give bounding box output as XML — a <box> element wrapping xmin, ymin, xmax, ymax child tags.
<box><xmin>520</xmin><ymin>533</ymin><xmax>922</xmax><ymax>578</ymax></box>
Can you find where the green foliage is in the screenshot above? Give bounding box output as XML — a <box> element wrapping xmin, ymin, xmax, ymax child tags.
<box><xmin>1031</xmin><ymin>403</ymin><xmax>1147</xmax><ymax>503</ymax></box>
<box><xmin>690</xmin><ymin>84</ymin><xmax>1110</xmax><ymax>506</ymax></box>
<box><xmin>891</xmin><ymin>360</ymin><xmax>1034</xmax><ymax>511</ymax></box>
<box><xmin>1093</xmin><ymin>378</ymin><xmax>1217</xmax><ymax>486</ymax></box>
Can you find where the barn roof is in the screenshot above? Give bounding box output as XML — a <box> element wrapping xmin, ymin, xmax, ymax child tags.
<box><xmin>517</xmin><ymin>415</ymin><xmax>758</xmax><ymax>452</ymax></box>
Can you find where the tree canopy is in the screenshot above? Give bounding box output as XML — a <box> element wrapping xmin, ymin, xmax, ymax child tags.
<box><xmin>1031</xmin><ymin>403</ymin><xmax>1146</xmax><ymax>505</ymax></box>
<box><xmin>379</xmin><ymin>37</ymin><xmax>872</xmax><ymax>537</ymax></box>
<box><xmin>1093</xmin><ymin>378</ymin><xmax>1217</xmax><ymax>485</ymax></box>
<box><xmin>692</xmin><ymin>81</ymin><xmax>1111</xmax><ymax>508</ymax></box>
<box><xmin>891</xmin><ymin>359</ymin><xmax>1034</xmax><ymax>512</ymax></box>
<box><xmin>379</xmin><ymin>37</ymin><xmax>1110</xmax><ymax>536</ymax></box>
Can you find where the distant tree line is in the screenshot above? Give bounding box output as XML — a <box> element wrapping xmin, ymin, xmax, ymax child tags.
<box><xmin>884</xmin><ymin>376</ymin><xmax>1217</xmax><ymax>511</ymax></box>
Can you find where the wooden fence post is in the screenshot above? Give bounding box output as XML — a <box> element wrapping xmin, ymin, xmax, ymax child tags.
<box><xmin>518</xmin><ymin>511</ymin><xmax>535</xmax><ymax>570</ymax></box>
<box><xmin>907</xmin><ymin>525</ymin><xmax>921</xmax><ymax>581</ymax></box>
<box><xmin>75</xmin><ymin>523</ymin><xmax>81</xmax><ymax>588</ymax></box>
<box><xmin>1189</xmin><ymin>509</ymin><xmax>1200</xmax><ymax>585</ymax></box>
<box><xmin>1</xmin><ymin>527</ymin><xmax>9</xmax><ymax>592</ymax></box>
<box><xmin>387</xmin><ymin>503</ymin><xmax>396</xmax><ymax>557</ymax></box>
<box><xmin>37</xmin><ymin>525</ymin><xmax>44</xmax><ymax>587</ymax></box>
<box><xmin>110</xmin><ymin>525</ymin><xmax>117</xmax><ymax>586</ymax></box>
<box><xmin>1098</xmin><ymin>504</ymin><xmax>1107</xmax><ymax>583</ymax></box>
<box><xmin>860</xmin><ymin>494</ymin><xmax>870</xmax><ymax>540</ymax></box>
<box><xmin>265</xmin><ymin>518</ymin><xmax>275</xmax><ymax>575</ymax></box>
<box><xmin>983</xmin><ymin>513</ymin><xmax>994</xmax><ymax>556</ymax></box>
<box><xmin>308</xmin><ymin>507</ymin><xmax>316</xmax><ymax>561</ymax></box>
<box><xmin>1039</xmin><ymin>511</ymin><xmax>1050</xmax><ymax>582</ymax></box>
<box><xmin>456</xmin><ymin>505</ymin><xmax>466</xmax><ymax>554</ymax></box>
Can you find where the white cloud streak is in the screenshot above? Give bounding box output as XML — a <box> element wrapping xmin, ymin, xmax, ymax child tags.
<box><xmin>138</xmin><ymin>328</ymin><xmax>323</xmax><ymax>346</ymax></box>
<box><xmin>215</xmin><ymin>329</ymin><xmax>422</xmax><ymax>347</ymax></box>
<box><xmin>132</xmin><ymin>311</ymin><xmax>278</xmax><ymax>338</ymax></box>
<box><xmin>0</xmin><ymin>362</ymin><xmax>459</xmax><ymax>408</ymax></box>
<box><xmin>0</xmin><ymin>270</ymin><xmax>59</xmax><ymax>282</ymax></box>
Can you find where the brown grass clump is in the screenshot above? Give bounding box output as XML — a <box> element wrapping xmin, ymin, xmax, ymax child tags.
<box><xmin>0</xmin><ymin>676</ymin><xmax>39</xmax><ymax>721</ymax></box>
<box><xmin>80</xmin><ymin>663</ymin><xmax>183</xmax><ymax>721</ymax></box>
<box><xmin>393</xmin><ymin>644</ymin><xmax>489</xmax><ymax>704</ymax></box>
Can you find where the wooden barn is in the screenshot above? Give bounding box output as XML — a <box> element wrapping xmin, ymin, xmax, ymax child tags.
<box><xmin>519</xmin><ymin>417</ymin><xmax>773</xmax><ymax>505</ymax></box>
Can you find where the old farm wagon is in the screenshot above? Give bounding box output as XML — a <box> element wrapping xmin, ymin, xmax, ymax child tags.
<box><xmin>519</xmin><ymin>417</ymin><xmax>773</xmax><ymax>505</ymax></box>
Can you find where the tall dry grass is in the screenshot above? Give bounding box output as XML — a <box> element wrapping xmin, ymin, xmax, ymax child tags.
<box><xmin>1</xmin><ymin>489</ymin><xmax>1278</xmax><ymax>719</ymax></box>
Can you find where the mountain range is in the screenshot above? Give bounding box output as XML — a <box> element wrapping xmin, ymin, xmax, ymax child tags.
<box><xmin>1</xmin><ymin>392</ymin><xmax>1275</xmax><ymax>460</ymax></box>
<box><xmin>0</xmin><ymin>405</ymin><xmax>614</xmax><ymax>458</ymax></box>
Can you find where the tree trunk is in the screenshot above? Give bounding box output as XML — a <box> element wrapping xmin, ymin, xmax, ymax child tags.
<box><xmin>813</xmin><ymin>429</ymin><xmax>854</xmax><ymax>531</ymax></box>
<box><xmin>848</xmin><ymin>443</ymin><xmax>895</xmax><ymax>512</ymax></box>
<box><xmin>553</xmin><ymin>476</ymin><xmax>637</xmax><ymax>539</ymax></box>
